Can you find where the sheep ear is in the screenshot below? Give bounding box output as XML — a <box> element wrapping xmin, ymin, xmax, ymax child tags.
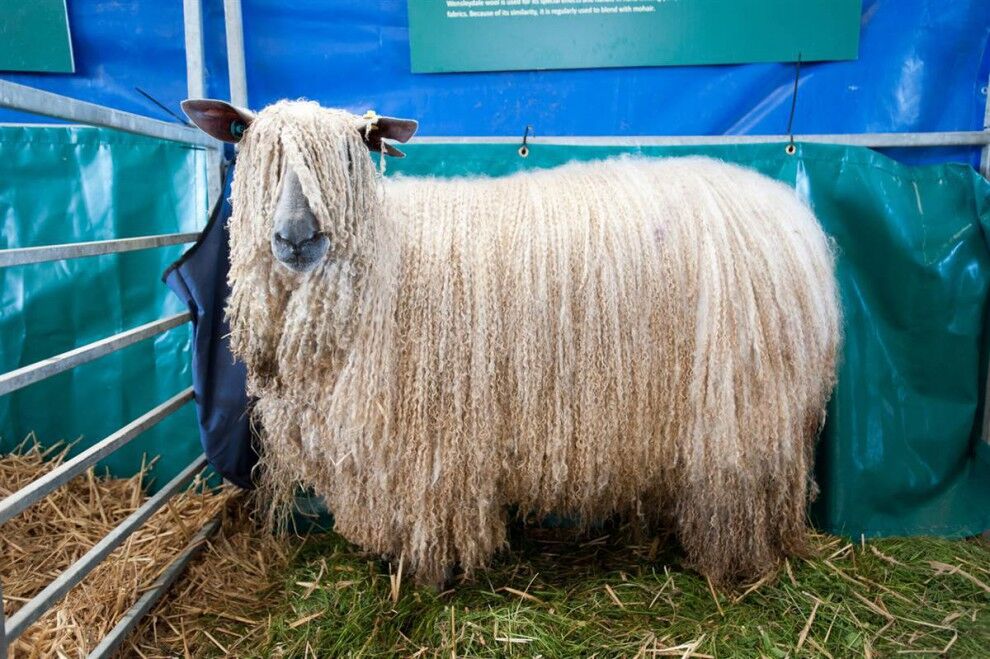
<box><xmin>377</xmin><ymin>117</ymin><xmax>418</xmax><ymax>143</ymax></box>
<box><xmin>382</xmin><ymin>142</ymin><xmax>407</xmax><ymax>158</ymax></box>
<box><xmin>181</xmin><ymin>99</ymin><xmax>255</xmax><ymax>143</ymax></box>
<box><xmin>362</xmin><ymin>116</ymin><xmax>418</xmax><ymax>158</ymax></box>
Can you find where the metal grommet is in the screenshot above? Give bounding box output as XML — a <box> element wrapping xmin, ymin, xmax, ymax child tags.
<box><xmin>785</xmin><ymin>143</ymin><xmax>796</xmax><ymax>156</ymax></box>
<box><xmin>518</xmin><ymin>124</ymin><xmax>533</xmax><ymax>158</ymax></box>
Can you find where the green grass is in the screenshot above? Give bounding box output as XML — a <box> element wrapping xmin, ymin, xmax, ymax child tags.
<box><xmin>219</xmin><ymin>524</ymin><xmax>989</xmax><ymax>657</ymax></box>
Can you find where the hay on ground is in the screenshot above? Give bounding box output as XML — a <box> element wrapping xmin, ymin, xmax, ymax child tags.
<box><xmin>0</xmin><ymin>438</ymin><xmax>288</xmax><ymax>657</ymax></box>
<box><xmin>221</xmin><ymin>522</ymin><xmax>990</xmax><ymax>657</ymax></box>
<box><xmin>3</xmin><ymin>438</ymin><xmax>987</xmax><ymax>657</ymax></box>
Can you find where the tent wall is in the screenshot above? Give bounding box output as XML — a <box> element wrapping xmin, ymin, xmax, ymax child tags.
<box><xmin>2</xmin><ymin>1</ymin><xmax>987</xmax><ymax>162</ymax></box>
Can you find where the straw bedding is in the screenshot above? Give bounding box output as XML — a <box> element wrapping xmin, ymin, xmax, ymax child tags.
<box><xmin>0</xmin><ymin>440</ymin><xmax>288</xmax><ymax>657</ymax></box>
<box><xmin>0</xmin><ymin>441</ymin><xmax>217</xmax><ymax>655</ymax></box>
<box><xmin>228</xmin><ymin>101</ymin><xmax>841</xmax><ymax>587</ymax></box>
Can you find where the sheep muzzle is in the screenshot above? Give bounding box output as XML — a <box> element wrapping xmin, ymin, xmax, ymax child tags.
<box><xmin>270</xmin><ymin>166</ymin><xmax>330</xmax><ymax>273</ymax></box>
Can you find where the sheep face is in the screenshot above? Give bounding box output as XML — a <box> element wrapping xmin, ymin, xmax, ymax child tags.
<box><xmin>181</xmin><ymin>98</ymin><xmax>419</xmax><ymax>278</ymax></box>
<box><xmin>269</xmin><ymin>166</ymin><xmax>329</xmax><ymax>273</ymax></box>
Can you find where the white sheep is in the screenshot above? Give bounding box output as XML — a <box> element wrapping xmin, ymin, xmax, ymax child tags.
<box><xmin>183</xmin><ymin>99</ymin><xmax>840</xmax><ymax>587</ymax></box>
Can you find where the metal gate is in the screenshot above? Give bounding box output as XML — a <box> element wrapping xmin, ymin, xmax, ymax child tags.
<box><xmin>0</xmin><ymin>1</ymin><xmax>242</xmax><ymax>654</ymax></box>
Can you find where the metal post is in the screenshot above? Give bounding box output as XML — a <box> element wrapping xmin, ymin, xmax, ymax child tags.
<box><xmin>205</xmin><ymin>140</ymin><xmax>224</xmax><ymax>212</ymax></box>
<box><xmin>184</xmin><ymin>0</ymin><xmax>223</xmax><ymax>210</ymax></box>
<box><xmin>182</xmin><ymin>0</ymin><xmax>205</xmax><ymax>100</ymax></box>
<box><xmin>1</xmin><ymin>581</ymin><xmax>7</xmax><ymax>658</ymax></box>
<box><xmin>981</xmin><ymin>75</ymin><xmax>990</xmax><ymax>180</ymax></box>
<box><xmin>981</xmin><ymin>75</ymin><xmax>990</xmax><ymax>451</ymax></box>
<box><xmin>223</xmin><ymin>0</ymin><xmax>249</xmax><ymax>109</ymax></box>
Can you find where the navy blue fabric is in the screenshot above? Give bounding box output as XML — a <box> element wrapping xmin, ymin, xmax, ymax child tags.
<box><xmin>163</xmin><ymin>161</ymin><xmax>256</xmax><ymax>489</ymax></box>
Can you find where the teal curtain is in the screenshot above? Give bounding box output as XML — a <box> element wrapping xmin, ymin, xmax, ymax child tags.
<box><xmin>0</xmin><ymin>126</ymin><xmax>207</xmax><ymax>491</ymax></box>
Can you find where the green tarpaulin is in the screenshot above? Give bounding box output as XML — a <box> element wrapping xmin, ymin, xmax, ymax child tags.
<box><xmin>0</xmin><ymin>126</ymin><xmax>207</xmax><ymax>491</ymax></box>
<box><xmin>1</xmin><ymin>126</ymin><xmax>988</xmax><ymax>537</ymax></box>
<box><xmin>385</xmin><ymin>142</ymin><xmax>990</xmax><ymax>538</ymax></box>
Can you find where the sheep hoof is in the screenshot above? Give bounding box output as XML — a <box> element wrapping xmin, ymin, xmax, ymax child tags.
<box><xmin>507</xmin><ymin>519</ymin><xmax>525</xmax><ymax>547</ymax></box>
<box><xmin>438</xmin><ymin>564</ymin><xmax>458</xmax><ymax>591</ymax></box>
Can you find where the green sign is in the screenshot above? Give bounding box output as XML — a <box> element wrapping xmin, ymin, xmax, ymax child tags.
<box><xmin>0</xmin><ymin>0</ymin><xmax>74</xmax><ymax>73</ymax></box>
<box><xmin>407</xmin><ymin>0</ymin><xmax>861</xmax><ymax>73</ymax></box>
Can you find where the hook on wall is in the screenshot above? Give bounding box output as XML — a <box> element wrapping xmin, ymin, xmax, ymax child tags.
<box><xmin>519</xmin><ymin>125</ymin><xmax>533</xmax><ymax>158</ymax></box>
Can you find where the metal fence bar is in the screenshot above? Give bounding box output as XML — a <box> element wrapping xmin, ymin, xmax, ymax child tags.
<box><xmin>410</xmin><ymin>131</ymin><xmax>990</xmax><ymax>148</ymax></box>
<box><xmin>981</xmin><ymin>76</ymin><xmax>990</xmax><ymax>179</ymax></box>
<box><xmin>3</xmin><ymin>456</ymin><xmax>208</xmax><ymax>643</ymax></box>
<box><xmin>0</xmin><ymin>582</ymin><xmax>6</xmax><ymax>658</ymax></box>
<box><xmin>0</xmin><ymin>79</ymin><xmax>217</xmax><ymax>148</ymax></box>
<box><xmin>0</xmin><ymin>233</ymin><xmax>200</xmax><ymax>268</ymax></box>
<box><xmin>0</xmin><ymin>388</ymin><xmax>194</xmax><ymax>526</ymax></box>
<box><xmin>0</xmin><ymin>313</ymin><xmax>191</xmax><ymax>397</ymax></box>
<box><xmin>980</xmin><ymin>76</ymin><xmax>990</xmax><ymax>449</ymax></box>
<box><xmin>223</xmin><ymin>0</ymin><xmax>249</xmax><ymax>108</ymax></box>
<box><xmin>87</xmin><ymin>514</ymin><xmax>222</xmax><ymax>658</ymax></box>
<box><xmin>183</xmin><ymin>0</ymin><xmax>206</xmax><ymax>100</ymax></box>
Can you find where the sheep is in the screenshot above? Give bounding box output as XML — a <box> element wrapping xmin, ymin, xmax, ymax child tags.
<box><xmin>182</xmin><ymin>99</ymin><xmax>841</xmax><ymax>588</ymax></box>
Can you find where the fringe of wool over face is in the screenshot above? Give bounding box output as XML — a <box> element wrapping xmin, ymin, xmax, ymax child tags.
<box><xmin>225</xmin><ymin>100</ymin><xmax>841</xmax><ymax>587</ymax></box>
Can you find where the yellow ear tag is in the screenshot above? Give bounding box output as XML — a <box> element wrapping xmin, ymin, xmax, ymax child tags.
<box><xmin>363</xmin><ymin>110</ymin><xmax>387</xmax><ymax>173</ymax></box>
<box><xmin>362</xmin><ymin>110</ymin><xmax>380</xmax><ymax>141</ymax></box>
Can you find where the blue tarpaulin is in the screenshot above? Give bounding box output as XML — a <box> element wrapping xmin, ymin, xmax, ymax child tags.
<box><xmin>1</xmin><ymin>1</ymin><xmax>987</xmax><ymax>162</ymax></box>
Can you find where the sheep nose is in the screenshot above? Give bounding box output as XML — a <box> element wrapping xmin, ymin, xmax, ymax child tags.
<box><xmin>274</xmin><ymin>231</ymin><xmax>320</xmax><ymax>252</ymax></box>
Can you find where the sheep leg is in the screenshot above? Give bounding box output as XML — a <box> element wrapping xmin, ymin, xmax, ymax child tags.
<box><xmin>674</xmin><ymin>461</ymin><xmax>809</xmax><ymax>585</ymax></box>
<box><xmin>439</xmin><ymin>564</ymin><xmax>457</xmax><ymax>591</ymax></box>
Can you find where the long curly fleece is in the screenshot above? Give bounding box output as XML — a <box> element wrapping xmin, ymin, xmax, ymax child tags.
<box><xmin>227</xmin><ymin>100</ymin><xmax>841</xmax><ymax>586</ymax></box>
